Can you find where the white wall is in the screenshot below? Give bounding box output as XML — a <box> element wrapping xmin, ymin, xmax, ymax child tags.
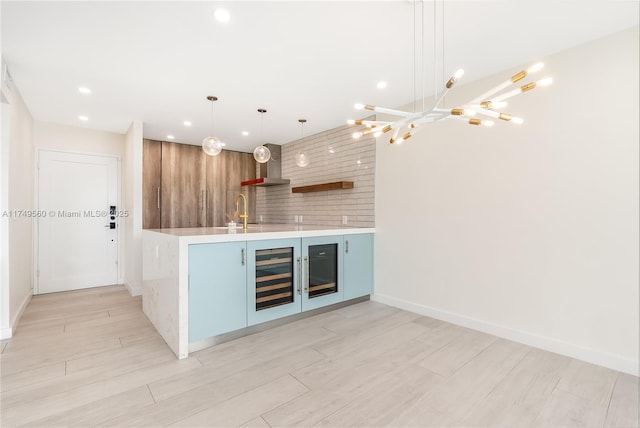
<box><xmin>123</xmin><ymin>120</ymin><xmax>143</xmax><ymax>296</ymax></box>
<box><xmin>374</xmin><ymin>27</ymin><xmax>639</xmax><ymax>375</ymax></box>
<box><xmin>1</xmin><ymin>63</ymin><xmax>35</xmax><ymax>339</ymax></box>
<box><xmin>33</xmin><ymin>121</ymin><xmax>125</xmax><ymax>157</ymax></box>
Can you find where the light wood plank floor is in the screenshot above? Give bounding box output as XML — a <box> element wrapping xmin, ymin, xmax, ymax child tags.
<box><xmin>1</xmin><ymin>285</ymin><xmax>637</xmax><ymax>427</ymax></box>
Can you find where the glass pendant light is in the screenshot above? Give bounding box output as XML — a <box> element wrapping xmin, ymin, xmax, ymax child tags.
<box><xmin>295</xmin><ymin>119</ymin><xmax>310</xmax><ymax>167</ymax></box>
<box><xmin>253</xmin><ymin>108</ymin><xmax>271</xmax><ymax>163</ymax></box>
<box><xmin>202</xmin><ymin>96</ymin><xmax>223</xmax><ymax>156</ymax></box>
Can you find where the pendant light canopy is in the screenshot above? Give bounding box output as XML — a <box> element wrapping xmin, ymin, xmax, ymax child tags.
<box><xmin>202</xmin><ymin>96</ymin><xmax>223</xmax><ymax>156</ymax></box>
<box><xmin>253</xmin><ymin>108</ymin><xmax>271</xmax><ymax>164</ymax></box>
<box><xmin>295</xmin><ymin>119</ymin><xmax>310</xmax><ymax>167</ymax></box>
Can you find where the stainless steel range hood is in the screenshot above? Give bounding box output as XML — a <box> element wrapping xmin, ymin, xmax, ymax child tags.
<box><xmin>241</xmin><ymin>144</ymin><xmax>290</xmax><ymax>187</ymax></box>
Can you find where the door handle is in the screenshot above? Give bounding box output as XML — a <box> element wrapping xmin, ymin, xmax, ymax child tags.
<box><xmin>297</xmin><ymin>257</ymin><xmax>302</xmax><ymax>295</ymax></box>
<box><xmin>345</xmin><ymin>240</ymin><xmax>349</xmax><ymax>254</ymax></box>
<box><xmin>157</xmin><ymin>187</ymin><xmax>160</xmax><ymax>209</ymax></box>
<box><xmin>241</xmin><ymin>248</ymin><xmax>245</xmax><ymax>266</ymax></box>
<box><xmin>304</xmin><ymin>256</ymin><xmax>309</xmax><ymax>294</ymax></box>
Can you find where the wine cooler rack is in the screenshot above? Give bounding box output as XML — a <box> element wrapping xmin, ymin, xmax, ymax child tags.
<box><xmin>255</xmin><ymin>247</ymin><xmax>294</xmax><ymax>311</ymax></box>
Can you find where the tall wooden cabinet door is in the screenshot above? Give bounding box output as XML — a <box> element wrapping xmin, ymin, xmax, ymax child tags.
<box><xmin>142</xmin><ymin>139</ymin><xmax>162</xmax><ymax>229</ymax></box>
<box><xmin>161</xmin><ymin>142</ymin><xmax>206</xmax><ymax>228</ymax></box>
<box><xmin>239</xmin><ymin>152</ymin><xmax>257</xmax><ymax>224</ymax></box>
<box><xmin>206</xmin><ymin>150</ymin><xmax>257</xmax><ymax>226</ymax></box>
<box><xmin>205</xmin><ymin>150</ymin><xmax>226</xmax><ymax>227</ymax></box>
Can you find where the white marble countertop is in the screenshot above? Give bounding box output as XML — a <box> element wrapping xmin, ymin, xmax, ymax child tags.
<box><xmin>143</xmin><ymin>224</ymin><xmax>375</xmax><ymax>244</ymax></box>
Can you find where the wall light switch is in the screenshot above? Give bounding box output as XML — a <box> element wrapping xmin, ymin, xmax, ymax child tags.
<box><xmin>342</xmin><ymin>215</ymin><xmax>348</xmax><ymax>225</ymax></box>
<box><xmin>299</xmin><ymin>215</ymin><xmax>303</xmax><ymax>223</ymax></box>
<box><xmin>294</xmin><ymin>215</ymin><xmax>299</xmax><ymax>223</ymax></box>
<box><xmin>259</xmin><ymin>215</ymin><xmax>263</xmax><ymax>223</ymax></box>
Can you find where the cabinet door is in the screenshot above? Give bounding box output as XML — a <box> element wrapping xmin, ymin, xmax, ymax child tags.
<box><xmin>343</xmin><ymin>234</ymin><xmax>374</xmax><ymax>300</ymax></box>
<box><xmin>188</xmin><ymin>242</ymin><xmax>247</xmax><ymax>343</ymax></box>
<box><xmin>142</xmin><ymin>139</ymin><xmax>162</xmax><ymax>229</ymax></box>
<box><xmin>301</xmin><ymin>235</ymin><xmax>344</xmax><ymax>311</ymax></box>
<box><xmin>206</xmin><ymin>150</ymin><xmax>257</xmax><ymax>227</ymax></box>
<box><xmin>161</xmin><ymin>141</ymin><xmax>206</xmax><ymax>228</ymax></box>
<box><xmin>247</xmin><ymin>238</ymin><xmax>301</xmax><ymax>326</ymax></box>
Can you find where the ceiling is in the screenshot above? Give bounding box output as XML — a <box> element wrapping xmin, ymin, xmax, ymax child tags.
<box><xmin>2</xmin><ymin>1</ymin><xmax>638</xmax><ymax>153</ymax></box>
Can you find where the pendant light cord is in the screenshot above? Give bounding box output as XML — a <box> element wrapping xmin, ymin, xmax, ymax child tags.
<box><xmin>433</xmin><ymin>0</ymin><xmax>437</xmax><ymax>104</ymax></box>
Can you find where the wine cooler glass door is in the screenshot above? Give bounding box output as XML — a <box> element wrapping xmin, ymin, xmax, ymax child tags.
<box><xmin>302</xmin><ymin>236</ymin><xmax>344</xmax><ymax>311</ymax></box>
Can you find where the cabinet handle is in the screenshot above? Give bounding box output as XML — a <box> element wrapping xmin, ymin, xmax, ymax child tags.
<box><xmin>241</xmin><ymin>248</ymin><xmax>245</xmax><ymax>266</ymax></box>
<box><xmin>345</xmin><ymin>240</ymin><xmax>349</xmax><ymax>254</ymax></box>
<box><xmin>304</xmin><ymin>256</ymin><xmax>309</xmax><ymax>294</ymax></box>
<box><xmin>297</xmin><ymin>257</ymin><xmax>302</xmax><ymax>295</ymax></box>
<box><xmin>156</xmin><ymin>187</ymin><xmax>160</xmax><ymax>209</ymax></box>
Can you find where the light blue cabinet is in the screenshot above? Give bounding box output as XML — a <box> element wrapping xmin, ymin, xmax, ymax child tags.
<box><xmin>343</xmin><ymin>233</ymin><xmax>374</xmax><ymax>300</ymax></box>
<box><xmin>188</xmin><ymin>233</ymin><xmax>374</xmax><ymax>338</ymax></box>
<box><xmin>188</xmin><ymin>242</ymin><xmax>247</xmax><ymax>343</ymax></box>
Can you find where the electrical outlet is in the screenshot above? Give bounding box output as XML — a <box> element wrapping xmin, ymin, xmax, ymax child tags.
<box><xmin>342</xmin><ymin>215</ymin><xmax>348</xmax><ymax>225</ymax></box>
<box><xmin>294</xmin><ymin>215</ymin><xmax>299</xmax><ymax>223</ymax></box>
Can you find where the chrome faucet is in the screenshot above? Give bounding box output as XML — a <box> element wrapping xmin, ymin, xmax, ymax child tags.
<box><xmin>235</xmin><ymin>193</ymin><xmax>248</xmax><ymax>230</ymax></box>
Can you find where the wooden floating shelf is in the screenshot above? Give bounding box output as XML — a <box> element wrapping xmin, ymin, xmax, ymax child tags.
<box><xmin>291</xmin><ymin>181</ymin><xmax>354</xmax><ymax>194</ymax></box>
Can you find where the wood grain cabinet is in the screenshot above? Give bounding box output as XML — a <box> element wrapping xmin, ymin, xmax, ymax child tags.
<box><xmin>161</xmin><ymin>141</ymin><xmax>207</xmax><ymax>228</ymax></box>
<box><xmin>143</xmin><ymin>139</ymin><xmax>257</xmax><ymax>228</ymax></box>
<box><xmin>142</xmin><ymin>139</ymin><xmax>162</xmax><ymax>229</ymax></box>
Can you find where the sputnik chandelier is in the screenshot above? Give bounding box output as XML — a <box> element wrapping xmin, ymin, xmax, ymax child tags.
<box><xmin>348</xmin><ymin>1</ymin><xmax>552</xmax><ymax>145</ymax></box>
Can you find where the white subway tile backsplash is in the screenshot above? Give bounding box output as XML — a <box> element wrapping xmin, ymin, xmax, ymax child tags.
<box><xmin>256</xmin><ymin>123</ymin><xmax>375</xmax><ymax>227</ymax></box>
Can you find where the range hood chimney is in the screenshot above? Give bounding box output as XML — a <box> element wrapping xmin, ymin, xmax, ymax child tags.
<box><xmin>241</xmin><ymin>144</ymin><xmax>290</xmax><ymax>187</ymax></box>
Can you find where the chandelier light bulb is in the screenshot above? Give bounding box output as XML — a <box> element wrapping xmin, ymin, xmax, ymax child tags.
<box><xmin>253</xmin><ymin>145</ymin><xmax>271</xmax><ymax>163</ymax></box>
<box><xmin>347</xmin><ymin>119</ymin><xmax>356</xmax><ymax>125</ymax></box>
<box><xmin>454</xmin><ymin>69</ymin><xmax>465</xmax><ymax>79</ymax></box>
<box><xmin>482</xmin><ymin>120</ymin><xmax>495</xmax><ymax>127</ymax></box>
<box><xmin>537</xmin><ymin>77</ymin><xmax>553</xmax><ymax>87</ymax></box>
<box><xmin>202</xmin><ymin>136</ymin><xmax>223</xmax><ymax>156</ymax></box>
<box><xmin>354</xmin><ymin>103</ymin><xmax>365</xmax><ymax>110</ymax></box>
<box><xmin>526</xmin><ymin>62</ymin><xmax>544</xmax><ymax>74</ymax></box>
<box><xmin>352</xmin><ymin>131</ymin><xmax>363</xmax><ymax>139</ymax></box>
<box><xmin>511</xmin><ymin>117</ymin><xmax>524</xmax><ymax>125</ymax></box>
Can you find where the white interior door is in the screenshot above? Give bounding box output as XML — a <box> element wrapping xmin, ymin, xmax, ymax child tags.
<box><xmin>38</xmin><ymin>150</ymin><xmax>119</xmax><ymax>294</ymax></box>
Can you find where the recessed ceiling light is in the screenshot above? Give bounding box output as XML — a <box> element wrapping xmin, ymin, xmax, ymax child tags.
<box><xmin>214</xmin><ymin>8</ymin><xmax>230</xmax><ymax>22</ymax></box>
<box><xmin>78</xmin><ymin>115</ymin><xmax>88</xmax><ymax>121</ymax></box>
<box><xmin>376</xmin><ymin>81</ymin><xmax>388</xmax><ymax>89</ymax></box>
<box><xmin>183</xmin><ymin>121</ymin><xmax>192</xmax><ymax>126</ymax></box>
<box><xmin>78</xmin><ymin>87</ymin><xmax>91</xmax><ymax>94</ymax></box>
<box><xmin>242</xmin><ymin>131</ymin><xmax>249</xmax><ymax>136</ymax></box>
<box><xmin>166</xmin><ymin>135</ymin><xmax>175</xmax><ymax>140</ymax></box>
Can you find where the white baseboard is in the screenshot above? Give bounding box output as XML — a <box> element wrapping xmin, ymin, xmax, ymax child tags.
<box><xmin>123</xmin><ymin>281</ymin><xmax>142</xmax><ymax>297</ymax></box>
<box><xmin>1</xmin><ymin>291</ymin><xmax>32</xmax><ymax>340</ymax></box>
<box><xmin>372</xmin><ymin>293</ymin><xmax>639</xmax><ymax>377</ymax></box>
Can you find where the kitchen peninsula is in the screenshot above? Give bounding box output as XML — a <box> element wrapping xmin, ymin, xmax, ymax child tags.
<box><xmin>142</xmin><ymin>225</ymin><xmax>374</xmax><ymax>358</ymax></box>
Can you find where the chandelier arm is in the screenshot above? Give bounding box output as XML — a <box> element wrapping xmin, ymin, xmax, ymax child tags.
<box><xmin>365</xmin><ymin>105</ymin><xmax>416</xmax><ymax>117</ymax></box>
<box><xmin>468</xmin><ymin>63</ymin><xmax>546</xmax><ymax>105</ymax></box>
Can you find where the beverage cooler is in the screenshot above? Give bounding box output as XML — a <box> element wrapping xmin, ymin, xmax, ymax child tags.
<box><xmin>247</xmin><ymin>236</ymin><xmax>344</xmax><ymax>325</ymax></box>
